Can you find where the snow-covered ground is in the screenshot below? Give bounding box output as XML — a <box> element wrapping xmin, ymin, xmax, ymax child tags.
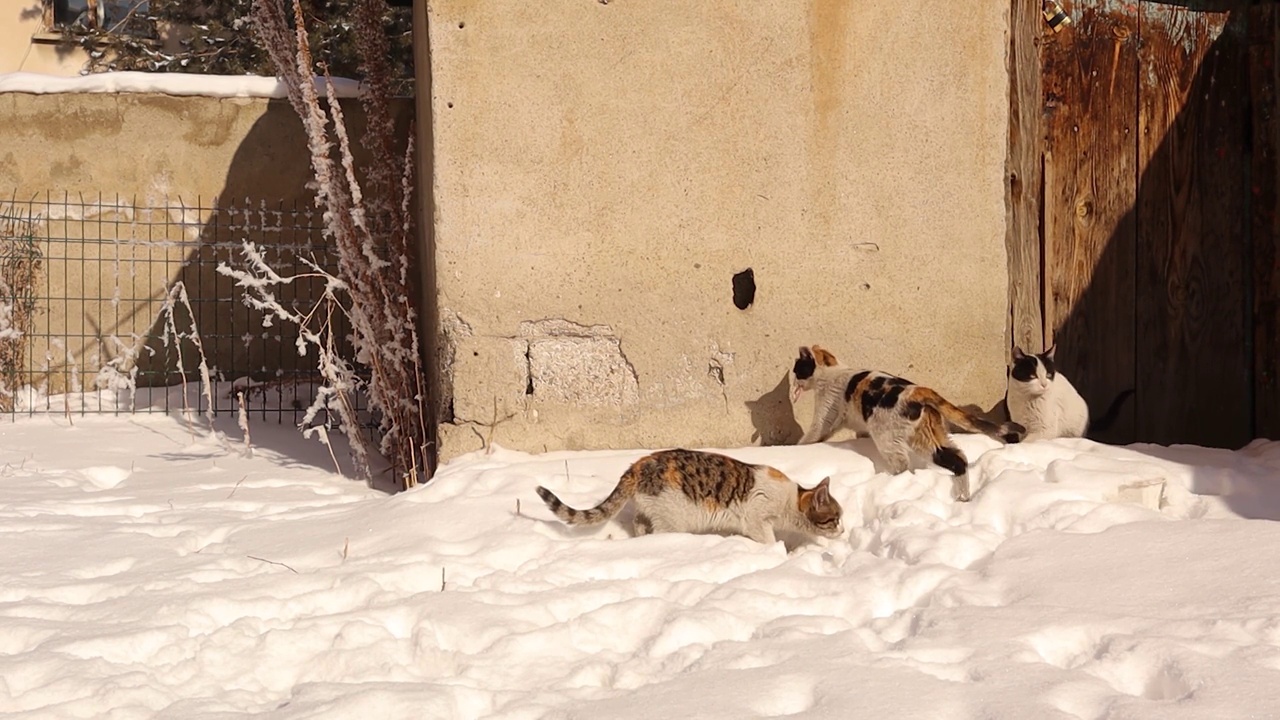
<box><xmin>4</xmin><ymin>406</ymin><xmax>1280</xmax><ymax>718</ymax></box>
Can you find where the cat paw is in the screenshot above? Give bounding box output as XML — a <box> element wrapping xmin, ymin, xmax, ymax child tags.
<box><xmin>1000</xmin><ymin>421</ymin><xmax>1027</xmax><ymax>444</ymax></box>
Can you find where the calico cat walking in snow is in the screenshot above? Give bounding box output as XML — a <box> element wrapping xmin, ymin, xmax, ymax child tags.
<box><xmin>1006</xmin><ymin>345</ymin><xmax>1134</xmax><ymax>441</ymax></box>
<box><xmin>791</xmin><ymin>345</ymin><xmax>1025</xmax><ymax>502</ymax></box>
<box><xmin>536</xmin><ymin>448</ymin><xmax>843</xmax><ymax>545</ymax></box>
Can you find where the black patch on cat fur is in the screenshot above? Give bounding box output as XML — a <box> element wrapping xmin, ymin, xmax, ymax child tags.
<box><xmin>1011</xmin><ymin>355</ymin><xmax>1040</xmax><ymax>382</ymax></box>
<box><xmin>860</xmin><ymin>391</ymin><xmax>878</xmax><ymax>421</ymax></box>
<box><xmin>932</xmin><ymin>446</ymin><xmax>968</xmax><ymax>477</ymax></box>
<box><xmin>1012</xmin><ymin>352</ymin><xmax>1057</xmax><ymax>383</ymax></box>
<box><xmin>845</xmin><ymin>371</ymin><xmax>870</xmax><ymax>401</ymax></box>
<box><xmin>793</xmin><ymin>355</ymin><xmax>816</xmax><ymax>381</ymax></box>
<box><xmin>633</xmin><ymin>512</ymin><xmax>653</xmax><ymax>535</ymax></box>
<box><xmin>903</xmin><ymin>401</ymin><xmax>923</xmax><ymax>420</ymax></box>
<box><xmin>1039</xmin><ymin>352</ymin><xmax>1057</xmax><ymax>380</ymax></box>
<box><xmin>860</xmin><ymin>374</ymin><xmax>908</xmax><ymax>418</ymax></box>
<box><xmin>878</xmin><ymin>384</ymin><xmax>906</xmax><ymax>409</ymax></box>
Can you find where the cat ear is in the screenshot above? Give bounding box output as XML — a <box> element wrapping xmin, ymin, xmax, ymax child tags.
<box><xmin>814</xmin><ymin>477</ymin><xmax>831</xmax><ymax>501</ymax></box>
<box><xmin>1043</xmin><ymin>344</ymin><xmax>1057</xmax><ymax>360</ymax></box>
<box><xmin>798</xmin><ymin>346</ymin><xmax>814</xmax><ymax>360</ymax></box>
<box><xmin>812</xmin><ymin>346</ymin><xmax>838</xmax><ymax>367</ymax></box>
<box><xmin>1012</xmin><ymin>346</ymin><xmax>1027</xmax><ymax>360</ymax></box>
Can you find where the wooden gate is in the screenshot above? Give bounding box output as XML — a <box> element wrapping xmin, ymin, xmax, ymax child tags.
<box><xmin>1008</xmin><ymin>0</ymin><xmax>1280</xmax><ymax>447</ymax></box>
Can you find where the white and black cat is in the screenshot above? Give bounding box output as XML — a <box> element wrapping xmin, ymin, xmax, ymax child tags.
<box><xmin>1006</xmin><ymin>345</ymin><xmax>1134</xmax><ymax>441</ymax></box>
<box><xmin>536</xmin><ymin>448</ymin><xmax>844</xmax><ymax>544</ymax></box>
<box><xmin>791</xmin><ymin>345</ymin><xmax>1024</xmax><ymax>502</ymax></box>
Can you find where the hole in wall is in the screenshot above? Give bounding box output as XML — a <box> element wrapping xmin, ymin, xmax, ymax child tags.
<box><xmin>732</xmin><ymin>268</ymin><xmax>756</xmax><ymax>310</ymax></box>
<box><xmin>458</xmin><ymin>21</ymin><xmax>466</xmax><ymax>28</ymax></box>
<box><xmin>447</xmin><ymin>102</ymin><xmax>454</xmax><ymax>109</ymax></box>
<box><xmin>525</xmin><ymin>343</ymin><xmax>535</xmax><ymax>395</ymax></box>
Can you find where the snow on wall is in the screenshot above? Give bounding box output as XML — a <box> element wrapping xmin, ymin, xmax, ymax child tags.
<box><xmin>0</xmin><ymin>71</ymin><xmax>363</xmax><ymax>99</ymax></box>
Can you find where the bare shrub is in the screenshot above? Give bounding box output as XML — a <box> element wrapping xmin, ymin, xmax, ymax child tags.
<box><xmin>243</xmin><ymin>0</ymin><xmax>431</xmax><ymax>486</ymax></box>
<box><xmin>0</xmin><ymin>215</ymin><xmax>44</xmax><ymax>414</ymax></box>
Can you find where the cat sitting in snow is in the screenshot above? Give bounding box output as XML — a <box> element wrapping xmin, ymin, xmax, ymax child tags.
<box><xmin>536</xmin><ymin>448</ymin><xmax>843</xmax><ymax>545</ymax></box>
<box><xmin>1006</xmin><ymin>345</ymin><xmax>1134</xmax><ymax>442</ymax></box>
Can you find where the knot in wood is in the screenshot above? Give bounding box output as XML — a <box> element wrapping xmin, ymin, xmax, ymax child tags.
<box><xmin>1075</xmin><ymin>198</ymin><xmax>1093</xmax><ymax>219</ymax></box>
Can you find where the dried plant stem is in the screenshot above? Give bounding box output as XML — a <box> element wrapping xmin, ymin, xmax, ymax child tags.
<box><xmin>247</xmin><ymin>0</ymin><xmax>432</xmax><ymax>487</ymax></box>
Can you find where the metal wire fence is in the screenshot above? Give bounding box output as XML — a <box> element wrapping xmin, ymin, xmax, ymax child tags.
<box><xmin>0</xmin><ymin>192</ymin><xmax>360</xmax><ymax>424</ymax></box>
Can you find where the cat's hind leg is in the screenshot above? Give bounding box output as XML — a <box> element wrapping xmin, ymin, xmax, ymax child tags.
<box><xmin>867</xmin><ymin>419</ymin><xmax>912</xmax><ymax>475</ymax></box>
<box><xmin>633</xmin><ymin>511</ymin><xmax>654</xmax><ymax>537</ymax></box>
<box><xmin>908</xmin><ymin>404</ymin><xmax>972</xmax><ymax>501</ymax></box>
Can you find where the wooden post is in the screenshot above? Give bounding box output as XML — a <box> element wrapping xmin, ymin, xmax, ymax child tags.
<box><xmin>1007</xmin><ymin>0</ymin><xmax>1046</xmax><ymax>359</ymax></box>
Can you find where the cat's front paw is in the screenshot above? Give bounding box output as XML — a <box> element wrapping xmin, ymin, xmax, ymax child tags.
<box><xmin>1000</xmin><ymin>421</ymin><xmax>1027</xmax><ymax>444</ymax></box>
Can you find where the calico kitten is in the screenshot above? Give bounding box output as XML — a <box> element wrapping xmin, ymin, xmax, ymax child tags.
<box><xmin>535</xmin><ymin>448</ymin><xmax>843</xmax><ymax>545</ymax></box>
<box><xmin>1007</xmin><ymin>345</ymin><xmax>1134</xmax><ymax>441</ymax></box>
<box><xmin>791</xmin><ymin>345</ymin><xmax>1025</xmax><ymax>502</ymax></box>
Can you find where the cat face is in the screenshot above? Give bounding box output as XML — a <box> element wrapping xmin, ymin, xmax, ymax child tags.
<box><xmin>1010</xmin><ymin>345</ymin><xmax>1057</xmax><ymax>395</ymax></box>
<box><xmin>791</xmin><ymin>345</ymin><xmax>839</xmax><ymax>402</ymax></box>
<box><xmin>798</xmin><ymin>477</ymin><xmax>844</xmax><ymax>537</ymax></box>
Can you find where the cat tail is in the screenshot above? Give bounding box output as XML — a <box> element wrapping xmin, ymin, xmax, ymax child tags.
<box><xmin>916</xmin><ymin>388</ymin><xmax>1026</xmax><ymax>444</ymax></box>
<box><xmin>535</xmin><ymin>474</ymin><xmax>637</xmax><ymax>526</ymax></box>
<box><xmin>909</xmin><ymin>404</ymin><xmax>973</xmax><ymax>501</ymax></box>
<box><xmin>1088</xmin><ymin>388</ymin><xmax>1136</xmax><ymax>435</ymax></box>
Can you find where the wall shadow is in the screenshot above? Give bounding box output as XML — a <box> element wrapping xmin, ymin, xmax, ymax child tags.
<box><xmin>1043</xmin><ymin>1</ymin><xmax>1278</xmax><ymax>518</ymax></box>
<box><xmin>130</xmin><ymin>96</ymin><xmax>413</xmax><ymax>492</ymax></box>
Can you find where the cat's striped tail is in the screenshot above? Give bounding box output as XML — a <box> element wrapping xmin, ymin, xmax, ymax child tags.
<box><xmin>536</xmin><ymin>474</ymin><xmax>637</xmax><ymax>526</ymax></box>
<box><xmin>915</xmin><ymin>388</ymin><xmax>1026</xmax><ymax>444</ymax></box>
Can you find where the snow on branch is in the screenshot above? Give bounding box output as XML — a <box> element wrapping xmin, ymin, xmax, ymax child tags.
<box><xmin>234</xmin><ymin>0</ymin><xmax>430</xmax><ymax>487</ymax></box>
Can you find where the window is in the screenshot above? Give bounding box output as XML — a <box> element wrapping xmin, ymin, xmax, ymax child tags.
<box><xmin>45</xmin><ymin>1</ymin><xmax>150</xmax><ymax>35</ymax></box>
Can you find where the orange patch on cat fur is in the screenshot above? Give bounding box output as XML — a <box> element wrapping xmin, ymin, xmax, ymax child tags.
<box><xmin>811</xmin><ymin>345</ymin><xmax>839</xmax><ymax>367</ymax></box>
<box><xmin>662</xmin><ymin>464</ymin><xmax>683</xmax><ymax>490</ymax></box>
<box><xmin>797</xmin><ymin>489</ymin><xmax>814</xmax><ymax>513</ymax></box>
<box><xmin>766</xmin><ymin>468</ymin><xmax>790</xmax><ymax>482</ymax></box>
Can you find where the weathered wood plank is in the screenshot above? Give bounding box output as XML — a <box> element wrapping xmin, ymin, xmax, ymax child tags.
<box><xmin>1251</xmin><ymin>3</ymin><xmax>1280</xmax><ymax>439</ymax></box>
<box><xmin>1136</xmin><ymin>4</ymin><xmax>1251</xmax><ymax>448</ymax></box>
<box><xmin>1006</xmin><ymin>0</ymin><xmax>1045</xmax><ymax>358</ymax></box>
<box><xmin>1042</xmin><ymin>3</ymin><xmax>1139</xmax><ymax>444</ymax></box>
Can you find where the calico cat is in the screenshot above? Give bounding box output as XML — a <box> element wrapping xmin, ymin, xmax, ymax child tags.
<box><xmin>535</xmin><ymin>448</ymin><xmax>843</xmax><ymax>545</ymax></box>
<box><xmin>1006</xmin><ymin>345</ymin><xmax>1134</xmax><ymax>441</ymax></box>
<box><xmin>791</xmin><ymin>345</ymin><xmax>1025</xmax><ymax>502</ymax></box>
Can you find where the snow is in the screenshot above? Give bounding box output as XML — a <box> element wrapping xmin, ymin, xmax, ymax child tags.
<box><xmin>0</xmin><ymin>71</ymin><xmax>363</xmax><ymax>99</ymax></box>
<box><xmin>4</xmin><ymin>407</ymin><xmax>1280</xmax><ymax>718</ymax></box>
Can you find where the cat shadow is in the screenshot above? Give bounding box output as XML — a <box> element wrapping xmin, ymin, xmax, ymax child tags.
<box><xmin>745</xmin><ymin>371</ymin><xmax>803</xmax><ymax>446</ymax></box>
<box><xmin>821</xmin><ymin>436</ymin><xmax>891</xmax><ymax>474</ymax></box>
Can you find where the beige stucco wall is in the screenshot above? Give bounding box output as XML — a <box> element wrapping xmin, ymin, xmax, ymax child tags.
<box><xmin>0</xmin><ymin>91</ymin><xmax>410</xmax><ymax>393</ymax></box>
<box><xmin>0</xmin><ymin>0</ymin><xmax>91</xmax><ymax>75</ymax></box>
<box><xmin>427</xmin><ymin>0</ymin><xmax>1011</xmax><ymax>459</ymax></box>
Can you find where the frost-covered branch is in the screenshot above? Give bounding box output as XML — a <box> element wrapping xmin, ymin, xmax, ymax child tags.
<box><xmin>246</xmin><ymin>0</ymin><xmax>431</xmax><ymax>487</ymax></box>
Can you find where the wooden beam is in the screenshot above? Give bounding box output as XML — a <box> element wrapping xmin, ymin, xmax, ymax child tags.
<box><xmin>1006</xmin><ymin>0</ymin><xmax>1045</xmax><ymax>358</ymax></box>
